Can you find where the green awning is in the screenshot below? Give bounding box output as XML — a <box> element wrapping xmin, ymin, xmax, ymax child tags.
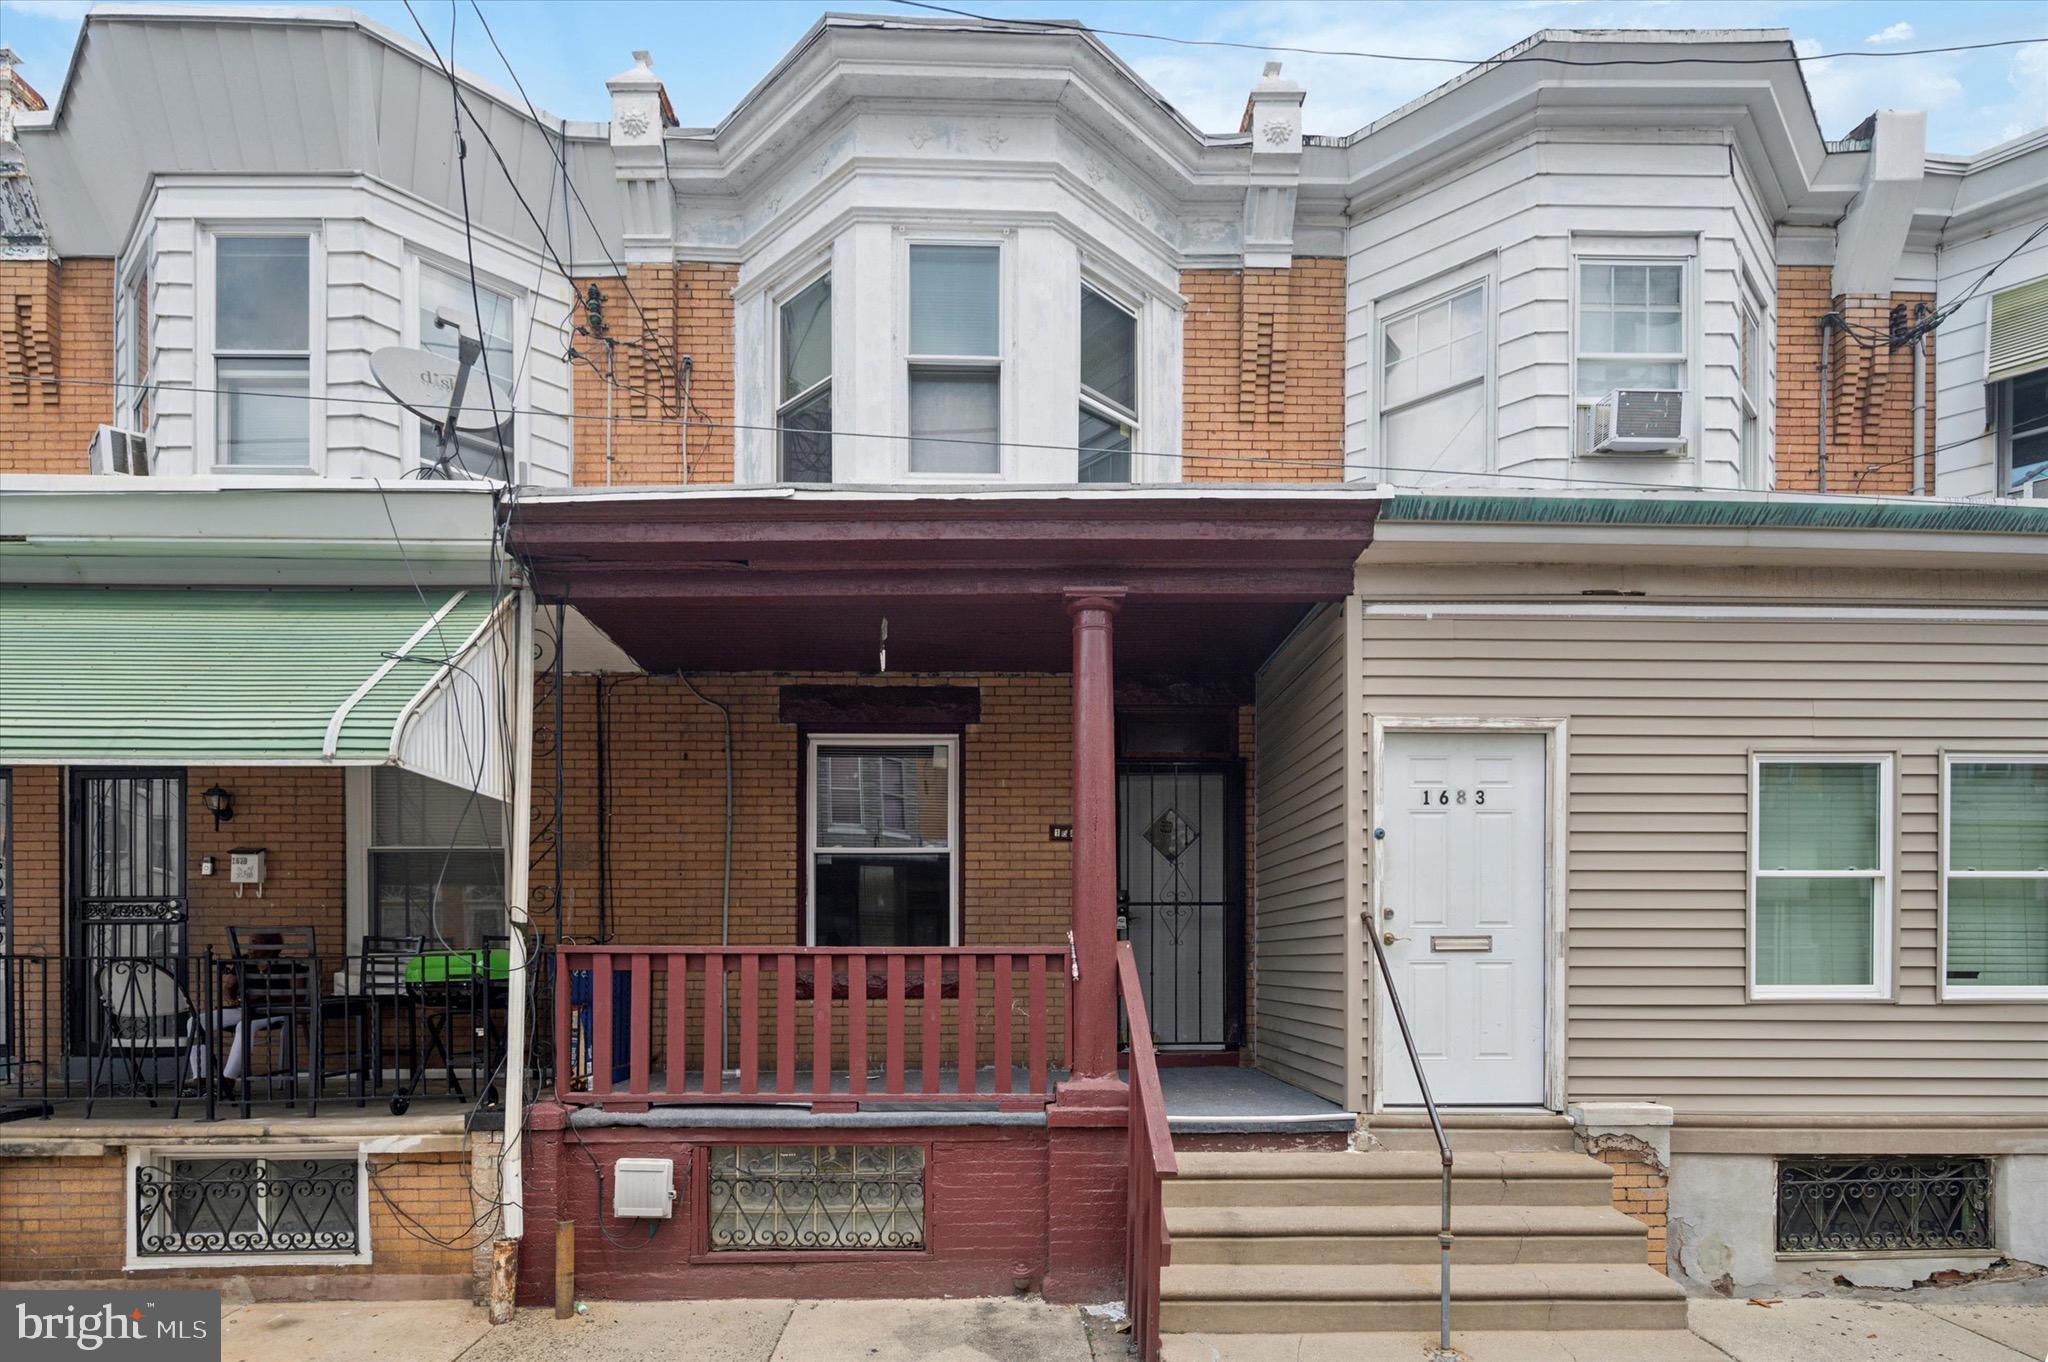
<box><xmin>1380</xmin><ymin>493</ymin><xmax>2048</xmax><ymax>535</ymax></box>
<box><xmin>0</xmin><ymin>587</ymin><xmax>505</xmax><ymax>778</ymax></box>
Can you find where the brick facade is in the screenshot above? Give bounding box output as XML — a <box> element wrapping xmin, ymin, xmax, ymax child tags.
<box><xmin>1773</xmin><ymin>265</ymin><xmax>1936</xmax><ymax>495</ymax></box>
<box><xmin>570</xmin><ymin>263</ymin><xmax>737</xmax><ymax>486</ymax></box>
<box><xmin>1585</xmin><ymin>1136</ymin><xmax>1669</xmax><ymax>1273</ymax></box>
<box><xmin>0</xmin><ymin>257</ymin><xmax>112</xmax><ymax>475</ymax></box>
<box><xmin>0</xmin><ymin>1146</ymin><xmax>487</xmax><ymax>1295</ymax></box>
<box><xmin>1180</xmin><ymin>260</ymin><xmax>1346</xmax><ymax>482</ymax></box>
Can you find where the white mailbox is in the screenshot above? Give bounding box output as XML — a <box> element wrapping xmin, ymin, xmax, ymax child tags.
<box><xmin>612</xmin><ymin>1157</ymin><xmax>676</xmax><ymax>1219</ymax></box>
<box><xmin>228</xmin><ymin>848</ymin><xmax>267</xmax><ymax>898</ymax></box>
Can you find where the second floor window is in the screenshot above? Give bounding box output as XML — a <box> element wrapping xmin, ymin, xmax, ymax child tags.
<box><xmin>1382</xmin><ymin>281</ymin><xmax>1487</xmax><ymax>479</ymax></box>
<box><xmin>1079</xmin><ymin>286</ymin><xmax>1137</xmax><ymax>482</ymax></box>
<box><xmin>214</xmin><ymin>235</ymin><xmax>310</xmax><ymax>466</ymax></box>
<box><xmin>908</xmin><ymin>244</ymin><xmax>1000</xmax><ymax>476</ymax></box>
<box><xmin>1576</xmin><ymin>259</ymin><xmax>1687</xmax><ymax>454</ymax></box>
<box><xmin>779</xmin><ymin>274</ymin><xmax>833</xmax><ymax>482</ymax></box>
<box><xmin>1738</xmin><ymin>296</ymin><xmax>1763</xmax><ymax>487</ymax></box>
<box><xmin>1993</xmin><ymin>369</ymin><xmax>2048</xmax><ymax>495</ymax></box>
<box><xmin>419</xmin><ymin>261</ymin><xmax>515</xmax><ymax>480</ymax></box>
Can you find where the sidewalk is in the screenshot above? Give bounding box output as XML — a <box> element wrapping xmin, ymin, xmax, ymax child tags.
<box><xmin>214</xmin><ymin>1295</ymin><xmax>2048</xmax><ymax>1362</ymax></box>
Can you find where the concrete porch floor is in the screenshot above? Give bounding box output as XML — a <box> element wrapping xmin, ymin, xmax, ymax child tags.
<box><xmin>1156</xmin><ymin>1065</ymin><xmax>1355</xmax><ymax>1136</ymax></box>
<box><xmin>192</xmin><ymin>1295</ymin><xmax>2048</xmax><ymax>1362</ymax></box>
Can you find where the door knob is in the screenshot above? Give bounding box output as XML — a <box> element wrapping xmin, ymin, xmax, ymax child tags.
<box><xmin>1382</xmin><ymin>931</ymin><xmax>1398</xmax><ymax>946</ymax></box>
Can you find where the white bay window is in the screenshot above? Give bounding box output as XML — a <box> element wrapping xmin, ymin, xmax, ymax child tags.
<box><xmin>907</xmin><ymin>244</ymin><xmax>1000</xmax><ymax>476</ymax></box>
<box><xmin>1379</xmin><ymin>281</ymin><xmax>1487</xmax><ymax>480</ymax></box>
<box><xmin>1576</xmin><ymin>258</ymin><xmax>1688</xmax><ymax>456</ymax></box>
<box><xmin>213</xmin><ymin>234</ymin><xmax>311</xmax><ymax>467</ymax></box>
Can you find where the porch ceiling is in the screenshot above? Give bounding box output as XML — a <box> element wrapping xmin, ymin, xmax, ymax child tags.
<box><xmin>506</xmin><ymin>488</ymin><xmax>1382</xmax><ymax>677</ymax></box>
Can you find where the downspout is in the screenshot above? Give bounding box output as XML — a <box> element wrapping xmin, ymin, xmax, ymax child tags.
<box><xmin>500</xmin><ymin>584</ymin><xmax>537</xmax><ymax>1245</ymax></box>
<box><xmin>1818</xmin><ymin>313</ymin><xmax>1836</xmax><ymax>494</ymax></box>
<box><xmin>1911</xmin><ymin>304</ymin><xmax>1929</xmax><ymax>496</ymax></box>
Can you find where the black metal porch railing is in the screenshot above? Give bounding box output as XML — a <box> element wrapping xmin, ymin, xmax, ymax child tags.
<box><xmin>0</xmin><ymin>944</ymin><xmax>551</xmax><ymax>1122</ymax></box>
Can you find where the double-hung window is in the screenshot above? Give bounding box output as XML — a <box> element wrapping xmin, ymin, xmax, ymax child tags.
<box><xmin>367</xmin><ymin>768</ymin><xmax>505</xmax><ymax>950</ymax></box>
<box><xmin>1576</xmin><ymin>259</ymin><xmax>1687</xmax><ymax>455</ymax></box>
<box><xmin>1942</xmin><ymin>756</ymin><xmax>2048</xmax><ymax>997</ymax></box>
<box><xmin>1988</xmin><ymin>279</ymin><xmax>2048</xmax><ymax>495</ymax></box>
<box><xmin>214</xmin><ymin>235</ymin><xmax>311</xmax><ymax>466</ymax></box>
<box><xmin>1380</xmin><ymin>281</ymin><xmax>1487</xmax><ymax>479</ymax></box>
<box><xmin>418</xmin><ymin>261</ymin><xmax>515</xmax><ymax>480</ymax></box>
<box><xmin>1737</xmin><ymin>295</ymin><xmax>1763</xmax><ymax>487</ymax></box>
<box><xmin>907</xmin><ymin>244</ymin><xmax>1000</xmax><ymax>476</ymax></box>
<box><xmin>778</xmin><ymin>273</ymin><xmax>834</xmax><ymax>482</ymax></box>
<box><xmin>1079</xmin><ymin>285</ymin><xmax>1138</xmax><ymax>482</ymax></box>
<box><xmin>807</xmin><ymin>737</ymin><xmax>956</xmax><ymax>947</ymax></box>
<box><xmin>116</xmin><ymin>267</ymin><xmax>151</xmax><ymax>434</ymax></box>
<box><xmin>1751</xmin><ymin>755</ymin><xmax>1892</xmax><ymax>998</ymax></box>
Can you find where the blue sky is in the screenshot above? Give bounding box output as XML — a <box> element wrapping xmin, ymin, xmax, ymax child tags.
<box><xmin>4</xmin><ymin>1</ymin><xmax>2044</xmax><ymax>152</ymax></box>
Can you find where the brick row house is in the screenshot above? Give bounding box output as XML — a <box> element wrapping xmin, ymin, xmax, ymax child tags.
<box><xmin>1</xmin><ymin>8</ymin><xmax>2044</xmax><ymax>1352</ymax></box>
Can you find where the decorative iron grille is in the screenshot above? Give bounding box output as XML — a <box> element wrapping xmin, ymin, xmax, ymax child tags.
<box><xmin>707</xmin><ymin>1144</ymin><xmax>925</xmax><ymax>1252</ymax></box>
<box><xmin>135</xmin><ymin>1157</ymin><xmax>360</xmax><ymax>1257</ymax></box>
<box><xmin>1776</xmin><ymin>1156</ymin><xmax>1993</xmax><ymax>1254</ymax></box>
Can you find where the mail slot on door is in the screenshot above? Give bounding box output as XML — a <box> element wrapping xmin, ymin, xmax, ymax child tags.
<box><xmin>1431</xmin><ymin>934</ymin><xmax>1493</xmax><ymax>952</ymax></box>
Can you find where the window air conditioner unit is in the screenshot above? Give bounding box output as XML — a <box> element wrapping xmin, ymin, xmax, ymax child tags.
<box><xmin>1588</xmin><ymin>389</ymin><xmax>1687</xmax><ymax>453</ymax></box>
<box><xmin>2022</xmin><ymin>477</ymin><xmax>2048</xmax><ymax>501</ymax></box>
<box><xmin>89</xmin><ymin>425</ymin><xmax>151</xmax><ymax>475</ymax></box>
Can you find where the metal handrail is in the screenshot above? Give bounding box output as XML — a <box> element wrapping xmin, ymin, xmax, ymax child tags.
<box><xmin>1366</xmin><ymin>924</ymin><xmax>1454</xmax><ymax>1357</ymax></box>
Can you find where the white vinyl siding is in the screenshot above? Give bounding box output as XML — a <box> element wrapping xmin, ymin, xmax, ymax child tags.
<box><xmin>1357</xmin><ymin>602</ymin><xmax>2048</xmax><ymax>1115</ymax></box>
<box><xmin>1942</xmin><ymin>755</ymin><xmax>2048</xmax><ymax>999</ymax></box>
<box><xmin>1750</xmin><ymin>756</ymin><xmax>1893</xmax><ymax>1000</ymax></box>
<box><xmin>1346</xmin><ymin>134</ymin><xmax>1771</xmax><ymax>489</ymax></box>
<box><xmin>1252</xmin><ymin>605</ymin><xmax>1350</xmax><ymax>1103</ymax></box>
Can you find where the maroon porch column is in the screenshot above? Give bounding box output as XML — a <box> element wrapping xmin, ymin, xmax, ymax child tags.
<box><xmin>1064</xmin><ymin>588</ymin><xmax>1124</xmax><ymax>1084</ymax></box>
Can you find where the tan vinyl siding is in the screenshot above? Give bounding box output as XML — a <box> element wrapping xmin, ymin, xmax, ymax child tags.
<box><xmin>1253</xmin><ymin>604</ymin><xmax>1350</xmax><ymax>1103</ymax></box>
<box><xmin>1359</xmin><ymin>609</ymin><xmax>2048</xmax><ymax>1116</ymax></box>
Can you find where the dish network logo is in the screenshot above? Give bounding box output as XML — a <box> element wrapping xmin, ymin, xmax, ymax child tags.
<box><xmin>15</xmin><ymin>1300</ymin><xmax>208</xmax><ymax>1352</ymax></box>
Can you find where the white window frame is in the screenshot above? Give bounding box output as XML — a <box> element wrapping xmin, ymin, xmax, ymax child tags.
<box><xmin>1748</xmin><ymin>752</ymin><xmax>1894</xmax><ymax>1001</ymax></box>
<box><xmin>125</xmin><ymin>1142</ymin><xmax>371</xmax><ymax>1269</ymax></box>
<box><xmin>901</xmin><ymin>233</ymin><xmax>1007</xmax><ymax>481</ymax></box>
<box><xmin>1571</xmin><ymin>250</ymin><xmax>1696</xmax><ymax>460</ymax></box>
<box><xmin>198</xmin><ymin>224</ymin><xmax>324</xmax><ymax>473</ymax></box>
<box><xmin>405</xmin><ymin>250</ymin><xmax>525</xmax><ymax>480</ymax></box>
<box><xmin>804</xmin><ymin>734</ymin><xmax>960</xmax><ymax>947</ymax></box>
<box><xmin>774</xmin><ymin>265</ymin><xmax>834</xmax><ymax>483</ymax></box>
<box><xmin>1079</xmin><ymin>278</ymin><xmax>1141</xmax><ymax>483</ymax></box>
<box><xmin>1737</xmin><ymin>291</ymin><xmax>1764</xmax><ymax>489</ymax></box>
<box><xmin>1940</xmin><ymin>751</ymin><xmax>2048</xmax><ymax>1001</ymax></box>
<box><xmin>1373</xmin><ymin>272</ymin><xmax>1494</xmax><ymax>478</ymax></box>
<box><xmin>114</xmin><ymin>257</ymin><xmax>151</xmax><ymax>434</ymax></box>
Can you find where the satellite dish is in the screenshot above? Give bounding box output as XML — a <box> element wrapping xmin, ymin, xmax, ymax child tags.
<box><xmin>370</xmin><ymin>346</ymin><xmax>507</xmax><ymax>434</ymax></box>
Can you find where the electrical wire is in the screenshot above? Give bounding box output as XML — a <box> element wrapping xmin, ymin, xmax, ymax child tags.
<box><xmin>888</xmin><ymin>2</ymin><xmax>2048</xmax><ymax>68</ymax></box>
<box><xmin>14</xmin><ymin>366</ymin><xmax>2027</xmax><ymax>504</ymax></box>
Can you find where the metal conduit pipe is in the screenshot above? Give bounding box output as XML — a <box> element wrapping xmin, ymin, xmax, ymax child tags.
<box><xmin>1818</xmin><ymin>312</ymin><xmax>1836</xmax><ymax>494</ymax></box>
<box><xmin>1911</xmin><ymin>304</ymin><xmax>1930</xmax><ymax>496</ymax></box>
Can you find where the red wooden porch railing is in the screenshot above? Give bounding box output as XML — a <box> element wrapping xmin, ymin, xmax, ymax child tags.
<box><xmin>1117</xmin><ymin>939</ymin><xmax>1176</xmax><ymax>1362</ymax></box>
<box><xmin>552</xmin><ymin>946</ymin><xmax>1070</xmax><ymax>1110</ymax></box>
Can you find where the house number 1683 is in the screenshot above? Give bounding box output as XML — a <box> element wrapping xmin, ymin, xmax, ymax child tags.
<box><xmin>1421</xmin><ymin>789</ymin><xmax>1485</xmax><ymax>805</ymax></box>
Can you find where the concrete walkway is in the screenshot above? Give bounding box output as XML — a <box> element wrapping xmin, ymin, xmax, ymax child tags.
<box><xmin>212</xmin><ymin>1296</ymin><xmax>2048</xmax><ymax>1362</ymax></box>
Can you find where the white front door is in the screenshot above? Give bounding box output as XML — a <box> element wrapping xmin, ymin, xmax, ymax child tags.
<box><xmin>1380</xmin><ymin>731</ymin><xmax>1548</xmax><ymax>1106</ymax></box>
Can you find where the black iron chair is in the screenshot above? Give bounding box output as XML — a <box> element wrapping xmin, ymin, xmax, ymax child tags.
<box><xmin>225</xmin><ymin>928</ymin><xmax>317</xmax><ymax>1107</ymax></box>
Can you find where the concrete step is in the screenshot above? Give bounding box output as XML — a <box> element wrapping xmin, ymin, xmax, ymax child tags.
<box><xmin>1166</xmin><ymin>1203</ymin><xmax>1652</xmax><ymax>1265</ymax></box>
<box><xmin>1165</xmin><ymin>1151</ymin><xmax>1617</xmax><ymax>1209</ymax></box>
<box><xmin>1363</xmin><ymin>1111</ymin><xmax>1578</xmax><ymax>1154</ymax></box>
<box><xmin>1158</xmin><ymin>1262</ymin><xmax>1690</xmax><ymax>1334</ymax></box>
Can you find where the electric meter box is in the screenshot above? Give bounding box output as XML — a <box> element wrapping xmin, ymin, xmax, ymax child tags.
<box><xmin>612</xmin><ymin>1157</ymin><xmax>676</xmax><ymax>1219</ymax></box>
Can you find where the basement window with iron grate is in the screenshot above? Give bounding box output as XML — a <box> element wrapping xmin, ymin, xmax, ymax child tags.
<box><xmin>1775</xmin><ymin>1156</ymin><xmax>1993</xmax><ymax>1255</ymax></box>
<box><xmin>707</xmin><ymin>1145</ymin><xmax>925</xmax><ymax>1252</ymax></box>
<box><xmin>132</xmin><ymin>1146</ymin><xmax>366</xmax><ymax>1264</ymax></box>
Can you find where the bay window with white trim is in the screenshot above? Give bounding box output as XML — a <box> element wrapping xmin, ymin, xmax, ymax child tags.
<box><xmin>212</xmin><ymin>233</ymin><xmax>313</xmax><ymax>467</ymax></box>
<box><xmin>1079</xmin><ymin>283</ymin><xmax>1138</xmax><ymax>482</ymax></box>
<box><xmin>806</xmin><ymin>737</ymin><xmax>957</xmax><ymax>947</ymax></box>
<box><xmin>416</xmin><ymin>258</ymin><xmax>516</xmax><ymax>480</ymax></box>
<box><xmin>1942</xmin><ymin>755</ymin><xmax>2048</xmax><ymax>998</ymax></box>
<box><xmin>1750</xmin><ymin>755</ymin><xmax>1892</xmax><ymax>999</ymax></box>
<box><xmin>778</xmin><ymin>271</ymin><xmax>834</xmax><ymax>482</ymax></box>
<box><xmin>907</xmin><ymin>243</ymin><xmax>1002</xmax><ymax>476</ymax></box>
<box><xmin>1378</xmin><ymin>279</ymin><xmax>1488</xmax><ymax>481</ymax></box>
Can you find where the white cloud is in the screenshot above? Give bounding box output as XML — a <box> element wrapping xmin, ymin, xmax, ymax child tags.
<box><xmin>1794</xmin><ymin>35</ymin><xmax>1965</xmax><ymax>142</ymax></box>
<box><xmin>1865</xmin><ymin>22</ymin><xmax>1915</xmax><ymax>46</ymax></box>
